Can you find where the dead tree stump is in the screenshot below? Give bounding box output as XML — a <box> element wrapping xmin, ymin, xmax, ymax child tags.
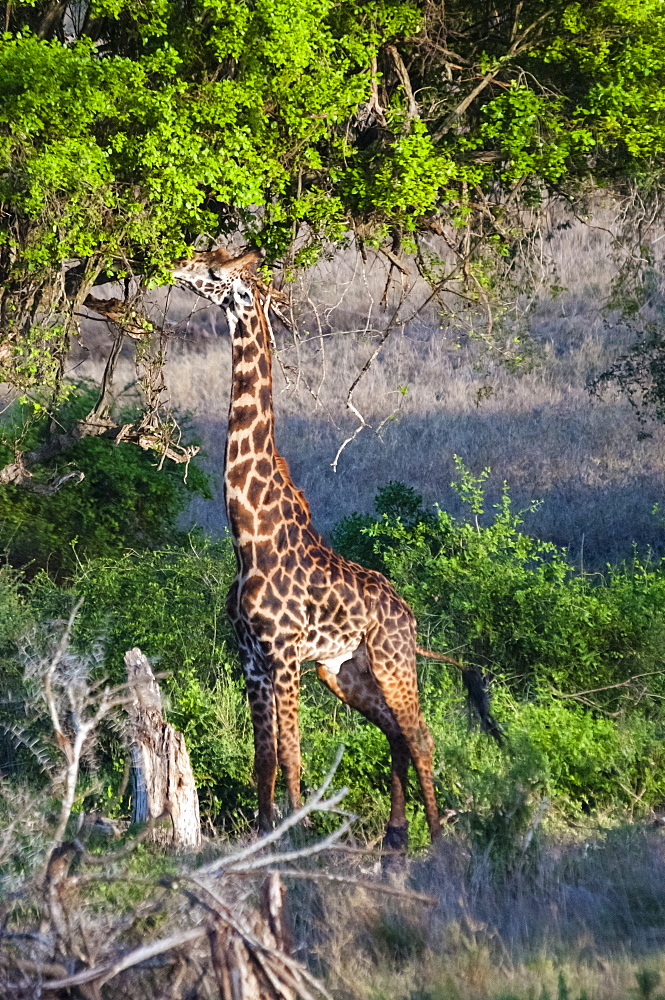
<box><xmin>124</xmin><ymin>647</ymin><xmax>201</xmax><ymax>849</ymax></box>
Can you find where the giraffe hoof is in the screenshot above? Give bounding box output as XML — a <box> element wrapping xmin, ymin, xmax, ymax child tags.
<box><xmin>383</xmin><ymin>823</ymin><xmax>409</xmax><ymax>853</ymax></box>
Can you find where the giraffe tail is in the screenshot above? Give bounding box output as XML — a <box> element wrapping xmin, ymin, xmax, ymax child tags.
<box><xmin>415</xmin><ymin>645</ymin><xmax>503</xmax><ymax>746</ymax></box>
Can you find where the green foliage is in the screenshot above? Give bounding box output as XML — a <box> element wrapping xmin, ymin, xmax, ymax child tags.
<box><xmin>0</xmin><ymin>565</ymin><xmax>30</xmax><ymax>656</ymax></box>
<box><xmin>3</xmin><ymin>0</ymin><xmax>665</xmax><ymax>426</ymax></box>
<box><xmin>57</xmin><ymin>540</ymin><xmax>254</xmax><ymax>824</ymax></box>
<box><xmin>2</xmin><ymin>0</ymin><xmax>664</xmax><ymax>281</ymax></box>
<box><xmin>333</xmin><ymin>463</ymin><xmax>665</xmax><ymax>822</ymax></box>
<box><xmin>635</xmin><ymin>969</ymin><xmax>664</xmax><ymax>1000</ymax></box>
<box><xmin>438</xmin><ymin>724</ymin><xmax>549</xmax><ymax>866</ymax></box>
<box><xmin>4</xmin><ymin>447</ymin><xmax>665</xmax><ymax>839</ymax></box>
<box><xmin>0</xmin><ymin>385</ymin><xmax>210</xmax><ymax>578</ymax></box>
<box><xmin>0</xmin><ymin>1</ymin><xmax>419</xmax><ymax>278</ymax></box>
<box><xmin>339</xmin><ymin>462</ymin><xmax>665</xmax><ymax>708</ymax></box>
<box><xmin>331</xmin><ymin>480</ymin><xmax>435</xmax><ymax>571</ymax></box>
<box><xmin>0</xmin><ymin>565</ymin><xmax>35</xmax><ymax>773</ymax></box>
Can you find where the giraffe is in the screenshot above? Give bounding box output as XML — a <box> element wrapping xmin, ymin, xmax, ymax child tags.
<box><xmin>171</xmin><ymin>247</ymin><xmax>499</xmax><ymax>850</ymax></box>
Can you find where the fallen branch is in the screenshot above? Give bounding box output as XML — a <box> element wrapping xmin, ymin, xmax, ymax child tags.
<box><xmin>249</xmin><ymin>868</ymin><xmax>437</xmax><ymax>904</ymax></box>
<box><xmin>29</xmin><ymin>926</ymin><xmax>209</xmax><ymax>991</ymax></box>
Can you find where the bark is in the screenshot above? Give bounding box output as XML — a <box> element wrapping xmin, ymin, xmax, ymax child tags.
<box><xmin>124</xmin><ymin>647</ymin><xmax>201</xmax><ymax>849</ymax></box>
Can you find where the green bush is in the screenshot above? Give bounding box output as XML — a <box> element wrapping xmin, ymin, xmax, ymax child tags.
<box><xmin>336</xmin><ymin>460</ymin><xmax>665</xmax><ymax>709</ymax></box>
<box><xmin>331</xmin><ymin>480</ymin><xmax>436</xmax><ymax>572</ymax></box>
<box><xmin>331</xmin><ymin>462</ymin><xmax>665</xmax><ymax>826</ymax></box>
<box><xmin>31</xmin><ymin>540</ymin><xmax>255</xmax><ymax>825</ymax></box>
<box><xmin>0</xmin><ymin>565</ymin><xmax>40</xmax><ymax>781</ymax></box>
<box><xmin>0</xmin><ymin>385</ymin><xmax>210</xmax><ymax>579</ymax></box>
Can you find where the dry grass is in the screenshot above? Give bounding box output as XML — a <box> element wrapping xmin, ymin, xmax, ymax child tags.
<box><xmin>73</xmin><ymin>203</ymin><xmax>665</xmax><ymax>567</ymax></box>
<box><xmin>293</xmin><ymin>823</ymin><xmax>665</xmax><ymax>1000</ymax></box>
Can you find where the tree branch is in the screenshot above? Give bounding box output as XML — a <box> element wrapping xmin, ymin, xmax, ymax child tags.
<box><xmin>0</xmin><ymin>410</ymin><xmax>200</xmax><ymax>492</ymax></box>
<box><xmin>386</xmin><ymin>45</ymin><xmax>418</xmax><ymax>123</ymax></box>
<box><xmin>30</xmin><ymin>926</ymin><xmax>209</xmax><ymax>991</ymax></box>
<box><xmin>431</xmin><ymin>10</ymin><xmax>553</xmax><ymax>141</ymax></box>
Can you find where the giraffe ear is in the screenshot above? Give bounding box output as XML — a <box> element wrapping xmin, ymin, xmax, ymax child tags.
<box><xmin>210</xmin><ymin>247</ymin><xmax>232</xmax><ymax>264</ymax></box>
<box><xmin>235</xmin><ymin>248</ymin><xmax>262</xmax><ymax>273</ymax></box>
<box><xmin>230</xmin><ymin>276</ymin><xmax>254</xmax><ymax>310</ymax></box>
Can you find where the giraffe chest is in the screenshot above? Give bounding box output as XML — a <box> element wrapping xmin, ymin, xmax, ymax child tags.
<box><xmin>233</xmin><ymin>567</ymin><xmax>371</xmax><ymax>669</ymax></box>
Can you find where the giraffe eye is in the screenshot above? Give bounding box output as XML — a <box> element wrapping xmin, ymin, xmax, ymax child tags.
<box><xmin>208</xmin><ymin>268</ymin><xmax>220</xmax><ymax>281</ymax></box>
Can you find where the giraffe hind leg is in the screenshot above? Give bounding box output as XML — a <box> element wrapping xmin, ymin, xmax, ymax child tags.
<box><xmin>317</xmin><ymin>645</ymin><xmax>415</xmax><ymax>844</ymax></box>
<box><xmin>363</xmin><ymin>632</ymin><xmax>440</xmax><ymax>842</ymax></box>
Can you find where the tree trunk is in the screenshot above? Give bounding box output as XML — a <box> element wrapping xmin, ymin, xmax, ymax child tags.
<box><xmin>124</xmin><ymin>647</ymin><xmax>201</xmax><ymax>849</ymax></box>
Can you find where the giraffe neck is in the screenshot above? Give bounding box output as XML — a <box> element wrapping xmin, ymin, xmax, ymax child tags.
<box><xmin>224</xmin><ymin>298</ymin><xmax>295</xmax><ymax>565</ymax></box>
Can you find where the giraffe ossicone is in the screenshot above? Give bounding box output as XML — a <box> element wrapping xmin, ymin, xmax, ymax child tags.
<box><xmin>171</xmin><ymin>246</ymin><xmax>462</xmax><ymax>849</ymax></box>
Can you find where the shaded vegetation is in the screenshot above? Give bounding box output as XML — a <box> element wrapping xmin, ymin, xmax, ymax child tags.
<box><xmin>0</xmin><ymin>384</ymin><xmax>210</xmax><ymax>578</ymax></box>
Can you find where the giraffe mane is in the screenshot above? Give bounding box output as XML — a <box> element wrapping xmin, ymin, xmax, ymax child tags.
<box><xmin>274</xmin><ymin>454</ymin><xmax>311</xmax><ymax>520</ymax></box>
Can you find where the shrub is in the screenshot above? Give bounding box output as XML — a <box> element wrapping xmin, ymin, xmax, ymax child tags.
<box><xmin>336</xmin><ymin>460</ymin><xmax>665</xmax><ymax>710</ymax></box>
<box><xmin>0</xmin><ymin>385</ymin><xmax>210</xmax><ymax>579</ymax></box>
<box><xmin>331</xmin><ymin>480</ymin><xmax>436</xmax><ymax>572</ymax></box>
<box><xmin>5</xmin><ymin>457</ymin><xmax>665</xmax><ymax>836</ymax></box>
<box><xmin>332</xmin><ymin>462</ymin><xmax>665</xmax><ymax>824</ymax></box>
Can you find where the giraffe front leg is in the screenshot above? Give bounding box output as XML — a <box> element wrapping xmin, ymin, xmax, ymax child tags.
<box><xmin>272</xmin><ymin>655</ymin><xmax>302</xmax><ymax>813</ymax></box>
<box><xmin>246</xmin><ymin>672</ymin><xmax>278</xmax><ymax>832</ymax></box>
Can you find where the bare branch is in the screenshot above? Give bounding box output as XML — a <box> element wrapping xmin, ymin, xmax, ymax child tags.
<box><xmin>386</xmin><ymin>44</ymin><xmax>418</xmax><ymax>122</ymax></box>
<box><xmin>197</xmin><ymin>745</ymin><xmax>347</xmax><ymax>875</ymax></box>
<box><xmin>552</xmin><ymin>671</ymin><xmax>663</xmax><ymax>700</ymax></box>
<box><xmin>26</xmin><ymin>926</ymin><xmax>208</xmax><ymax>991</ymax></box>
<box><xmin>227</xmin><ymin>817</ymin><xmax>355</xmax><ymax>873</ymax></box>
<box><xmin>257</xmin><ymin>868</ymin><xmax>437</xmax><ymax>904</ymax></box>
<box><xmin>43</xmin><ymin>599</ymin><xmax>84</xmax><ymax>764</ymax></box>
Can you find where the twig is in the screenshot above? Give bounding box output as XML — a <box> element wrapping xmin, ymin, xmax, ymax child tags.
<box><xmin>242</xmin><ymin>867</ymin><xmax>437</xmax><ymax>904</ymax></box>
<box><xmin>20</xmin><ymin>926</ymin><xmax>208</xmax><ymax>991</ymax></box>
<box><xmin>187</xmin><ymin>878</ymin><xmax>333</xmax><ymax>1000</ymax></box>
<box><xmin>552</xmin><ymin>671</ymin><xmax>663</xmax><ymax>699</ymax></box>
<box><xmin>227</xmin><ymin>817</ymin><xmax>355</xmax><ymax>873</ymax></box>
<box><xmin>43</xmin><ymin>599</ymin><xmax>84</xmax><ymax>764</ymax></box>
<box><xmin>197</xmin><ymin>746</ymin><xmax>347</xmax><ymax>875</ymax></box>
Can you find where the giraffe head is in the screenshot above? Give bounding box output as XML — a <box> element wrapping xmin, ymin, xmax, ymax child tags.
<box><xmin>171</xmin><ymin>247</ymin><xmax>262</xmax><ymax>310</ymax></box>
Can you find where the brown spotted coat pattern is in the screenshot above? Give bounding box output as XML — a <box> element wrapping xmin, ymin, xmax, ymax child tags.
<box><xmin>171</xmin><ymin>249</ymin><xmax>440</xmax><ymax>845</ymax></box>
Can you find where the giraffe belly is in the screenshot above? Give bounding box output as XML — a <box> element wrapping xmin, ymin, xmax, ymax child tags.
<box><xmin>319</xmin><ymin>651</ymin><xmax>354</xmax><ymax>675</ymax></box>
<box><xmin>307</xmin><ymin>638</ymin><xmax>363</xmax><ymax>675</ymax></box>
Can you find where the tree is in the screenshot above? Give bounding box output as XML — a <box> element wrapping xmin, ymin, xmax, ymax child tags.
<box><xmin>2</xmin><ymin>0</ymin><xmax>665</xmax><ymax>483</ymax></box>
